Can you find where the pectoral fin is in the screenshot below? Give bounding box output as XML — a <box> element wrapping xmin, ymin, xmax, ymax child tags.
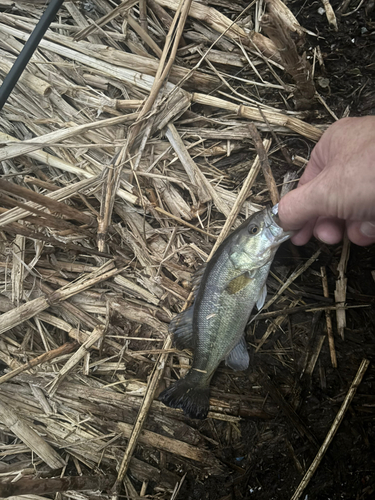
<box><xmin>256</xmin><ymin>284</ymin><xmax>267</xmax><ymax>311</ymax></box>
<box><xmin>226</xmin><ymin>272</ymin><xmax>253</xmax><ymax>295</ymax></box>
<box><xmin>225</xmin><ymin>337</ymin><xmax>249</xmax><ymax>371</ymax></box>
<box><xmin>169</xmin><ymin>306</ymin><xmax>194</xmax><ymax>350</ymax></box>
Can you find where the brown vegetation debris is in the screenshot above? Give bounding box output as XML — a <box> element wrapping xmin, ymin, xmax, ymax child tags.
<box><xmin>0</xmin><ymin>1</ymin><xmax>374</xmax><ymax>499</ymax></box>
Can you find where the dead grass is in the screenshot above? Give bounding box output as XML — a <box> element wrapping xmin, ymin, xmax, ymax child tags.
<box><xmin>0</xmin><ymin>1</ymin><xmax>369</xmax><ymax>499</ymax></box>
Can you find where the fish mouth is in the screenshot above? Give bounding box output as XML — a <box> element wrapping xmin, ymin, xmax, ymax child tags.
<box><xmin>265</xmin><ymin>205</ymin><xmax>294</xmax><ymax>244</ymax></box>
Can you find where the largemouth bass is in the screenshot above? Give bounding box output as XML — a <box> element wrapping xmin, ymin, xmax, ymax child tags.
<box><xmin>159</xmin><ymin>205</ymin><xmax>292</xmax><ymax>419</ymax></box>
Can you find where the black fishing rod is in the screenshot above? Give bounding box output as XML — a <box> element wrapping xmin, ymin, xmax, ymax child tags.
<box><xmin>0</xmin><ymin>0</ymin><xmax>65</xmax><ymax>111</ymax></box>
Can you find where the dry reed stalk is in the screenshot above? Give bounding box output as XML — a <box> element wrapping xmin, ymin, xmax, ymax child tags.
<box><xmin>307</xmin><ymin>304</ymin><xmax>370</xmax><ymax>313</ymax></box>
<box><xmin>0</xmin><ymin>177</ymin><xmax>100</xmax><ymax>228</ymax></box>
<box><xmin>155</xmin><ymin>0</ymin><xmax>279</xmax><ymax>61</ymax></box>
<box><xmin>0</xmin><ymin>133</ymin><xmax>138</xmax><ymax>205</ymax></box>
<box><xmin>0</xmin><ymin>474</ymin><xmax>116</xmax><ymax>498</ymax></box>
<box><xmin>11</xmin><ymin>232</ymin><xmax>24</xmax><ymax>306</ymax></box>
<box><xmin>3</xmin><ymin>221</ymin><xmax>116</xmax><ymax>261</ymax></box>
<box><xmin>0</xmin><ymin>339</ymin><xmax>22</xmax><ymax>370</ymax></box>
<box><xmin>0</xmin><ymin>178</ymin><xmax>95</xmax><ymax>226</ymax></box>
<box><xmin>0</xmin><ymin>23</ymin><xmax>172</xmax><ymax>92</ymax></box>
<box><xmin>291</xmin><ymin>359</ymin><xmax>370</xmax><ymax>500</ymax></box>
<box><xmin>0</xmin><ymin>342</ymin><xmax>77</xmax><ymax>385</ymax></box>
<box><xmin>261</xmin><ymin>5</ymin><xmax>316</xmax><ymax>110</ymax></box>
<box><xmin>115</xmin><ymin>421</ymin><xmax>222</xmax><ymax>469</ymax></box>
<box><xmin>37</xmin><ymin>311</ymin><xmax>78</xmax><ymax>335</ymax></box>
<box><xmin>320</xmin><ymin>266</ymin><xmax>337</xmax><ymax>368</ymax></box>
<box><xmin>247</xmin><ymin>123</ymin><xmax>279</xmax><ymax>205</ymax></box>
<box><xmin>259</xmin><ymin>249</ymin><xmax>322</xmax><ymax>313</ymax></box>
<box><xmin>0</xmin><ymin>113</ymin><xmax>137</xmax><ymax>162</ymax></box>
<box><xmin>97</xmin><ymin>154</ymin><xmax>125</xmax><ymax>252</ymax></box>
<box><xmin>334</xmin><ymin>235</ymin><xmax>350</xmax><ymax>340</ymax></box>
<box><xmin>209</xmin><ymin>139</ymin><xmax>271</xmax><ymax>257</ymax></box>
<box><xmin>166</xmin><ymin>124</ymin><xmax>217</xmax><ymax>206</ymax></box>
<box><xmin>114</xmin><ymin>274</ymin><xmax>160</xmax><ymax>306</ymax></box>
<box><xmin>111</xmin><ymin>335</ymin><xmax>172</xmax><ymax>496</ymax></box>
<box><xmin>108</xmin><ymin>299</ymin><xmax>168</xmax><ymax>335</ymax></box>
<box><xmin>1</xmin><ymin>15</ymin><xmax>219</xmax><ymax>90</ymax></box>
<box><xmin>256</xmin><ymin>298</ymin><xmax>300</xmax><ymax>352</ymax></box>
<box><xmin>0</xmin><ymin>263</ymin><xmax>123</xmax><ymax>335</ymax></box>
<box><xmin>306</xmin><ymin>335</ymin><xmax>326</xmax><ymax>377</ymax></box>
<box><xmin>47</xmin><ymin>327</ymin><xmax>104</xmax><ymax>396</ymax></box>
<box><xmin>0</xmin><ymin>399</ymin><xmax>65</xmax><ymax>469</ymax></box>
<box><xmin>127</xmin><ymin>14</ymin><xmax>162</xmax><ymax>57</ymax></box>
<box><xmin>265</xmin><ymin>0</ymin><xmax>306</xmax><ymax>36</ymax></box>
<box><xmin>64</xmin><ymin>2</ymin><xmax>101</xmax><ymax>45</ymax></box>
<box><xmin>74</xmin><ymin>0</ymin><xmax>140</xmax><ymax>41</ymax></box>
<box><xmin>321</xmin><ymin>0</ymin><xmax>338</xmax><ymax>31</ymax></box>
<box><xmin>125</xmin><ymin>0</ymin><xmax>193</xmax><ymax>153</ymax></box>
<box><xmin>192</xmin><ymin>93</ymin><xmax>323</xmax><ymax>141</ymax></box>
<box><xmin>2</xmin><ymin>199</ymin><xmax>93</xmax><ymax>238</ymax></box>
<box><xmin>154</xmin><ymin>206</ymin><xmax>216</xmax><ymax>238</ymax></box>
<box><xmin>0</xmin><ymin>56</ymin><xmax>51</xmax><ymax>96</ymax></box>
<box><xmin>0</xmin><ymin>132</ymin><xmax>91</xmax><ymax>177</ymax></box>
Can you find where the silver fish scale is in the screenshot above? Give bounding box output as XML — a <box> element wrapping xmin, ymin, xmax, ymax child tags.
<box><xmin>192</xmin><ymin>246</ymin><xmax>272</xmax><ymax>378</ymax></box>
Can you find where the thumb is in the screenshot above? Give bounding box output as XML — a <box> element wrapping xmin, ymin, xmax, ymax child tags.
<box><xmin>346</xmin><ymin>220</ymin><xmax>375</xmax><ymax>246</ymax></box>
<box><xmin>278</xmin><ymin>179</ymin><xmax>326</xmax><ymax>231</ymax></box>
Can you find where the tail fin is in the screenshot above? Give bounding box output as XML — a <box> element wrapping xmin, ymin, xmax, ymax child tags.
<box><xmin>159</xmin><ymin>375</ymin><xmax>210</xmax><ymax>419</ymax></box>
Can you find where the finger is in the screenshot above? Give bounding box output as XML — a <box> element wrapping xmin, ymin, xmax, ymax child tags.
<box><xmin>298</xmin><ymin>144</ymin><xmax>326</xmax><ymax>187</ymax></box>
<box><xmin>346</xmin><ymin>220</ymin><xmax>375</xmax><ymax>246</ymax></box>
<box><xmin>278</xmin><ymin>178</ymin><xmax>326</xmax><ymax>231</ymax></box>
<box><xmin>290</xmin><ymin>218</ymin><xmax>317</xmax><ymax>246</ymax></box>
<box><xmin>313</xmin><ymin>217</ymin><xmax>345</xmax><ymax>245</ymax></box>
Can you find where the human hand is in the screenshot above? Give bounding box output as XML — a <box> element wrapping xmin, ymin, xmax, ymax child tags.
<box><xmin>278</xmin><ymin>116</ymin><xmax>375</xmax><ymax>246</ymax></box>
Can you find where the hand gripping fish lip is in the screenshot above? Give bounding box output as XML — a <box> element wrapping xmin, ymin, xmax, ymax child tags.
<box><xmin>268</xmin><ymin>203</ymin><xmax>295</xmax><ymax>242</ymax></box>
<box><xmin>263</xmin><ymin>206</ymin><xmax>293</xmax><ymax>245</ymax></box>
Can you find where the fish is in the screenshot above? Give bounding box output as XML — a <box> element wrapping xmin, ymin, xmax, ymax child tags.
<box><xmin>159</xmin><ymin>205</ymin><xmax>292</xmax><ymax>419</ymax></box>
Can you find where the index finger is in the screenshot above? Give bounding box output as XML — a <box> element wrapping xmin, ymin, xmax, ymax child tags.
<box><xmin>298</xmin><ymin>143</ymin><xmax>325</xmax><ymax>187</ymax></box>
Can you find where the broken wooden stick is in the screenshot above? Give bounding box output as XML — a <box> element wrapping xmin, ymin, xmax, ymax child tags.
<box><xmin>321</xmin><ymin>266</ymin><xmax>337</xmax><ymax>368</ymax></box>
<box><xmin>0</xmin><ymin>342</ymin><xmax>77</xmax><ymax>385</ymax></box>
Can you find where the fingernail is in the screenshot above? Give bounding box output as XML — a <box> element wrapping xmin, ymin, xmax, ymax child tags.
<box><xmin>360</xmin><ymin>221</ymin><xmax>375</xmax><ymax>237</ymax></box>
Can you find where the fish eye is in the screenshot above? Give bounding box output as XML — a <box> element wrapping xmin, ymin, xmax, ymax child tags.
<box><xmin>249</xmin><ymin>224</ymin><xmax>259</xmax><ymax>235</ymax></box>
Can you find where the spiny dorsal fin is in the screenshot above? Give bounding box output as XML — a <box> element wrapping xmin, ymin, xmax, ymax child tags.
<box><xmin>226</xmin><ymin>271</ymin><xmax>253</xmax><ymax>295</ymax></box>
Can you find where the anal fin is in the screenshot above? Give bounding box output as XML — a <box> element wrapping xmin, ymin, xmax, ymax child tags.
<box><xmin>225</xmin><ymin>337</ymin><xmax>249</xmax><ymax>371</ymax></box>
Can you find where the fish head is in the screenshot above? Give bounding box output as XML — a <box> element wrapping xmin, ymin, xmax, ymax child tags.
<box><xmin>228</xmin><ymin>206</ymin><xmax>294</xmax><ymax>268</ymax></box>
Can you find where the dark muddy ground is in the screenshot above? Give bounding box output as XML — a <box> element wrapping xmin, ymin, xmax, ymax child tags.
<box><xmin>177</xmin><ymin>1</ymin><xmax>375</xmax><ymax>499</ymax></box>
